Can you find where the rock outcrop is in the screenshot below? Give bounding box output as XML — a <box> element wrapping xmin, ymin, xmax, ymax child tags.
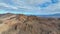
<box><xmin>0</xmin><ymin>14</ymin><xmax>60</xmax><ymax>34</ymax></box>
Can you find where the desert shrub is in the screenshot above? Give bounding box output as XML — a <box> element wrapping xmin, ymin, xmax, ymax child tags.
<box><xmin>58</xmin><ymin>18</ymin><xmax>60</xmax><ymax>20</ymax></box>
<box><xmin>48</xmin><ymin>18</ymin><xmax>55</xmax><ymax>21</ymax></box>
<box><xmin>0</xmin><ymin>20</ymin><xmax>3</xmax><ymax>24</ymax></box>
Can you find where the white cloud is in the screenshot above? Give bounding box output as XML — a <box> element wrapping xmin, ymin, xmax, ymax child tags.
<box><xmin>0</xmin><ymin>3</ymin><xmax>18</xmax><ymax>10</ymax></box>
<box><xmin>0</xmin><ymin>0</ymin><xmax>60</xmax><ymax>15</ymax></box>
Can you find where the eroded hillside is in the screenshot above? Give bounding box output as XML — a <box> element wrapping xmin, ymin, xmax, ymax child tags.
<box><xmin>0</xmin><ymin>14</ymin><xmax>60</xmax><ymax>34</ymax></box>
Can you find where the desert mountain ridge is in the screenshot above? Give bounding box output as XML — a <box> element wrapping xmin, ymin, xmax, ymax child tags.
<box><xmin>0</xmin><ymin>14</ymin><xmax>60</xmax><ymax>34</ymax></box>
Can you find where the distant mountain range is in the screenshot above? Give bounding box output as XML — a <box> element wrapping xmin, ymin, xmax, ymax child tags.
<box><xmin>0</xmin><ymin>13</ymin><xmax>60</xmax><ymax>18</ymax></box>
<box><xmin>37</xmin><ymin>13</ymin><xmax>60</xmax><ymax>18</ymax></box>
<box><xmin>39</xmin><ymin>13</ymin><xmax>60</xmax><ymax>16</ymax></box>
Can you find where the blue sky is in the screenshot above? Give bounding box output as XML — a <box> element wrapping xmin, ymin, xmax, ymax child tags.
<box><xmin>0</xmin><ymin>0</ymin><xmax>60</xmax><ymax>15</ymax></box>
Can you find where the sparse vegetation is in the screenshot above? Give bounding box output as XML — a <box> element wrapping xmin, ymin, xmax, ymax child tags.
<box><xmin>0</xmin><ymin>20</ymin><xmax>3</xmax><ymax>24</ymax></box>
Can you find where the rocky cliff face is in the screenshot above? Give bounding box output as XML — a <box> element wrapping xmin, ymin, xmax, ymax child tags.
<box><xmin>0</xmin><ymin>14</ymin><xmax>60</xmax><ymax>34</ymax></box>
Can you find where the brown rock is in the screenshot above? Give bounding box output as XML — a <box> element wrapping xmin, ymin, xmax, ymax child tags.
<box><xmin>0</xmin><ymin>14</ymin><xmax>60</xmax><ymax>34</ymax></box>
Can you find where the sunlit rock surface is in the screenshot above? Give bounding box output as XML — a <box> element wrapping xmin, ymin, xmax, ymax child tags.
<box><xmin>0</xmin><ymin>14</ymin><xmax>60</xmax><ymax>34</ymax></box>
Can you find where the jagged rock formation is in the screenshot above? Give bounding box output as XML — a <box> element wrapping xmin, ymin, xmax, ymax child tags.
<box><xmin>0</xmin><ymin>14</ymin><xmax>60</xmax><ymax>34</ymax></box>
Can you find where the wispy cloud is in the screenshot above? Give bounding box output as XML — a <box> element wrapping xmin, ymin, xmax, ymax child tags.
<box><xmin>0</xmin><ymin>3</ymin><xmax>18</xmax><ymax>9</ymax></box>
<box><xmin>0</xmin><ymin>0</ymin><xmax>60</xmax><ymax>15</ymax></box>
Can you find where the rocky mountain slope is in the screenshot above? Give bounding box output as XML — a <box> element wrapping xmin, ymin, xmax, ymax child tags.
<box><xmin>0</xmin><ymin>14</ymin><xmax>60</xmax><ymax>34</ymax></box>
